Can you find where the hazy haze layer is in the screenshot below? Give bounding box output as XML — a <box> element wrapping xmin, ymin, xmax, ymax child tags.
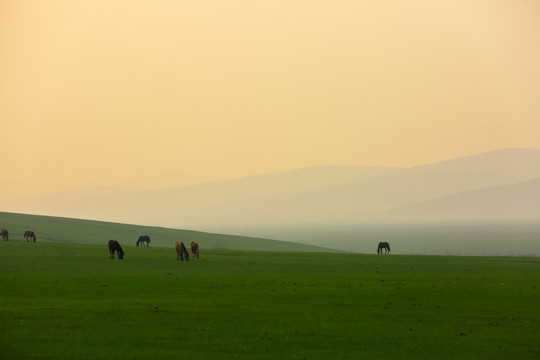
<box><xmin>3</xmin><ymin>148</ymin><xmax>540</xmax><ymax>229</ymax></box>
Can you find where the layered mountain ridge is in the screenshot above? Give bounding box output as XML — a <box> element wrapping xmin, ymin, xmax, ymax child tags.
<box><xmin>2</xmin><ymin>148</ymin><xmax>539</xmax><ymax>227</ymax></box>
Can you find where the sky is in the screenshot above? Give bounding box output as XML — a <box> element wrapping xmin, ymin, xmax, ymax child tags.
<box><xmin>1</xmin><ymin>0</ymin><xmax>539</xmax><ymax>188</ymax></box>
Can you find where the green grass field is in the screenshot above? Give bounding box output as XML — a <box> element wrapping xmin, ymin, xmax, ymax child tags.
<box><xmin>1</xmin><ymin>239</ymin><xmax>538</xmax><ymax>359</ymax></box>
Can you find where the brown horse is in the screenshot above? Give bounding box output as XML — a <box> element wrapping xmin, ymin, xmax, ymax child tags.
<box><xmin>191</xmin><ymin>241</ymin><xmax>200</xmax><ymax>259</ymax></box>
<box><xmin>108</xmin><ymin>240</ymin><xmax>124</xmax><ymax>259</ymax></box>
<box><xmin>24</xmin><ymin>231</ymin><xmax>36</xmax><ymax>243</ymax></box>
<box><xmin>377</xmin><ymin>242</ymin><xmax>391</xmax><ymax>254</ymax></box>
<box><xmin>175</xmin><ymin>241</ymin><xmax>189</xmax><ymax>261</ymax></box>
<box><xmin>1</xmin><ymin>229</ymin><xmax>8</xmax><ymax>241</ymax></box>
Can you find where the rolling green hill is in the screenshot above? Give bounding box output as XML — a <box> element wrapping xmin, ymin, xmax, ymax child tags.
<box><xmin>0</xmin><ymin>212</ymin><xmax>336</xmax><ymax>252</ymax></box>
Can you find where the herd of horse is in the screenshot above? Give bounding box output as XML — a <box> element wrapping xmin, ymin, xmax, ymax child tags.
<box><xmin>107</xmin><ymin>235</ymin><xmax>201</xmax><ymax>261</ymax></box>
<box><xmin>1</xmin><ymin>229</ymin><xmax>202</xmax><ymax>260</ymax></box>
<box><xmin>2</xmin><ymin>228</ymin><xmax>391</xmax><ymax>256</ymax></box>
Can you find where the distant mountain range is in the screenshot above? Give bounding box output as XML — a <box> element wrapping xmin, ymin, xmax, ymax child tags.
<box><xmin>2</xmin><ymin>148</ymin><xmax>540</xmax><ymax>227</ymax></box>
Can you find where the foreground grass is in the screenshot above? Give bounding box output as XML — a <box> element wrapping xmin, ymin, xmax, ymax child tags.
<box><xmin>0</xmin><ymin>241</ymin><xmax>538</xmax><ymax>359</ymax></box>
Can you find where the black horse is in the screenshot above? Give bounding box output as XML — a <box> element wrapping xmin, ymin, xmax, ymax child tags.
<box><xmin>377</xmin><ymin>242</ymin><xmax>391</xmax><ymax>254</ymax></box>
<box><xmin>24</xmin><ymin>231</ymin><xmax>36</xmax><ymax>243</ymax></box>
<box><xmin>1</xmin><ymin>229</ymin><xmax>8</xmax><ymax>241</ymax></box>
<box><xmin>136</xmin><ymin>235</ymin><xmax>150</xmax><ymax>247</ymax></box>
<box><xmin>108</xmin><ymin>240</ymin><xmax>124</xmax><ymax>259</ymax></box>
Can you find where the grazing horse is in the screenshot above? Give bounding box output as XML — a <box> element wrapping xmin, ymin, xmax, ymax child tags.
<box><xmin>175</xmin><ymin>241</ymin><xmax>189</xmax><ymax>261</ymax></box>
<box><xmin>1</xmin><ymin>229</ymin><xmax>8</xmax><ymax>241</ymax></box>
<box><xmin>190</xmin><ymin>241</ymin><xmax>200</xmax><ymax>259</ymax></box>
<box><xmin>377</xmin><ymin>242</ymin><xmax>391</xmax><ymax>254</ymax></box>
<box><xmin>108</xmin><ymin>240</ymin><xmax>124</xmax><ymax>259</ymax></box>
<box><xmin>24</xmin><ymin>231</ymin><xmax>36</xmax><ymax>243</ymax></box>
<box><xmin>136</xmin><ymin>235</ymin><xmax>151</xmax><ymax>247</ymax></box>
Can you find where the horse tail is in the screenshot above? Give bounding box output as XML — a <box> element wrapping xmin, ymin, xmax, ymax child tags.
<box><xmin>182</xmin><ymin>242</ymin><xmax>189</xmax><ymax>261</ymax></box>
<box><xmin>117</xmin><ymin>244</ymin><xmax>124</xmax><ymax>259</ymax></box>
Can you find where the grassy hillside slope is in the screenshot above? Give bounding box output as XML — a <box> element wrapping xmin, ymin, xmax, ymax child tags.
<box><xmin>0</xmin><ymin>212</ymin><xmax>334</xmax><ymax>252</ymax></box>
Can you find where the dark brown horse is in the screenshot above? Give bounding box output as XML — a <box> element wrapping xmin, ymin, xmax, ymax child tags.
<box><xmin>377</xmin><ymin>242</ymin><xmax>391</xmax><ymax>254</ymax></box>
<box><xmin>190</xmin><ymin>241</ymin><xmax>200</xmax><ymax>259</ymax></box>
<box><xmin>1</xmin><ymin>229</ymin><xmax>8</xmax><ymax>241</ymax></box>
<box><xmin>136</xmin><ymin>235</ymin><xmax>150</xmax><ymax>247</ymax></box>
<box><xmin>175</xmin><ymin>241</ymin><xmax>189</xmax><ymax>261</ymax></box>
<box><xmin>108</xmin><ymin>240</ymin><xmax>124</xmax><ymax>259</ymax></box>
<box><xmin>24</xmin><ymin>231</ymin><xmax>36</xmax><ymax>243</ymax></box>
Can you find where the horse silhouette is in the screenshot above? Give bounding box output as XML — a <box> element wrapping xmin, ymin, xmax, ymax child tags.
<box><xmin>190</xmin><ymin>241</ymin><xmax>200</xmax><ymax>259</ymax></box>
<box><xmin>1</xmin><ymin>229</ymin><xmax>8</xmax><ymax>241</ymax></box>
<box><xmin>108</xmin><ymin>240</ymin><xmax>124</xmax><ymax>259</ymax></box>
<box><xmin>136</xmin><ymin>235</ymin><xmax>150</xmax><ymax>247</ymax></box>
<box><xmin>175</xmin><ymin>241</ymin><xmax>189</xmax><ymax>261</ymax></box>
<box><xmin>377</xmin><ymin>242</ymin><xmax>391</xmax><ymax>254</ymax></box>
<box><xmin>24</xmin><ymin>231</ymin><xmax>36</xmax><ymax>243</ymax></box>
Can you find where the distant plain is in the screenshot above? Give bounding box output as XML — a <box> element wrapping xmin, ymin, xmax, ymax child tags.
<box><xmin>226</xmin><ymin>220</ymin><xmax>540</xmax><ymax>256</ymax></box>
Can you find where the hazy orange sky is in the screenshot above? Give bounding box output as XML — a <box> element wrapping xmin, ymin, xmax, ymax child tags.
<box><xmin>1</xmin><ymin>0</ymin><xmax>539</xmax><ymax>187</ymax></box>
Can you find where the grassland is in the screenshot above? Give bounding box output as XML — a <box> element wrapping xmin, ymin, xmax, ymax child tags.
<box><xmin>1</xmin><ymin>239</ymin><xmax>538</xmax><ymax>359</ymax></box>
